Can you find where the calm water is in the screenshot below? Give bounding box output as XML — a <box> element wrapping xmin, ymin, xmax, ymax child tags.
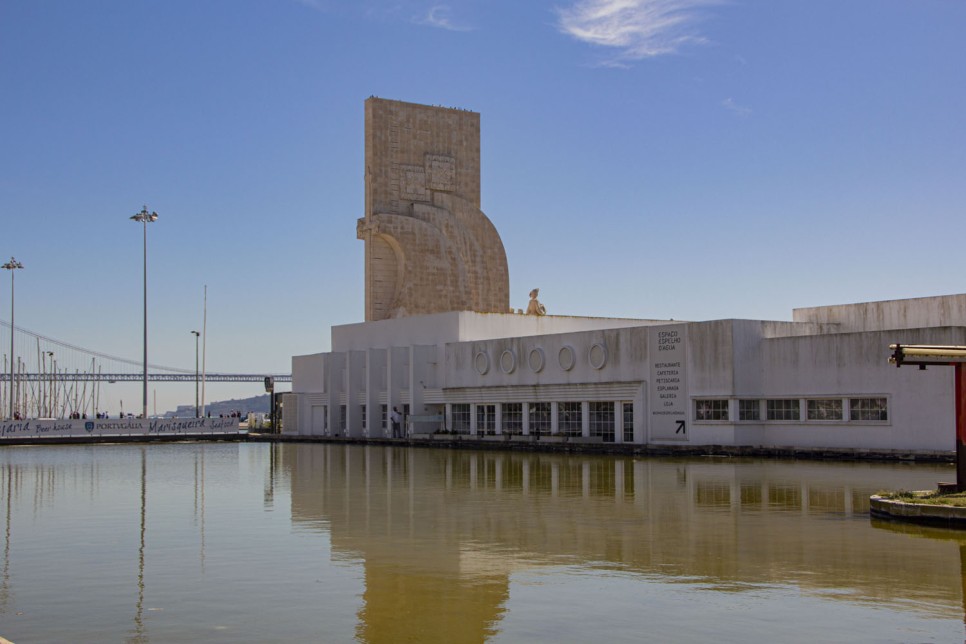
<box><xmin>0</xmin><ymin>443</ymin><xmax>963</xmax><ymax>643</ymax></box>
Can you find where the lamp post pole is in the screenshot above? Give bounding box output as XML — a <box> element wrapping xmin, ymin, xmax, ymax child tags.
<box><xmin>131</xmin><ymin>207</ymin><xmax>158</xmax><ymax>419</ymax></box>
<box><xmin>191</xmin><ymin>331</ymin><xmax>200</xmax><ymax>418</ymax></box>
<box><xmin>2</xmin><ymin>258</ymin><xmax>23</xmax><ymax>420</ymax></box>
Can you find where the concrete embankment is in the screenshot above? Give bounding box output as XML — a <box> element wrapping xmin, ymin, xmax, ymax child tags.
<box><xmin>870</xmin><ymin>495</ymin><xmax>966</xmax><ymax>527</ymax></box>
<box><xmin>246</xmin><ymin>433</ymin><xmax>954</xmax><ymax>463</ymax></box>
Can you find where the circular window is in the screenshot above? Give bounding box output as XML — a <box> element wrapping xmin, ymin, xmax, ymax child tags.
<box><xmin>528</xmin><ymin>348</ymin><xmax>545</xmax><ymax>373</ymax></box>
<box><xmin>474</xmin><ymin>351</ymin><xmax>490</xmax><ymax>375</ymax></box>
<box><xmin>500</xmin><ymin>349</ymin><xmax>516</xmax><ymax>374</ymax></box>
<box><xmin>558</xmin><ymin>346</ymin><xmax>576</xmax><ymax>371</ymax></box>
<box><xmin>589</xmin><ymin>343</ymin><xmax>607</xmax><ymax>370</ymax></box>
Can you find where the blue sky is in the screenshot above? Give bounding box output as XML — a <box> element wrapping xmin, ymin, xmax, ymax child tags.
<box><xmin>2</xmin><ymin>0</ymin><xmax>964</xmax><ymax>413</ymax></box>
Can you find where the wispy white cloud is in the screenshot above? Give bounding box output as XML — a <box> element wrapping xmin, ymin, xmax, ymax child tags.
<box><xmin>418</xmin><ymin>5</ymin><xmax>473</xmax><ymax>31</ymax></box>
<box><xmin>721</xmin><ymin>97</ymin><xmax>751</xmax><ymax>117</ymax></box>
<box><xmin>556</xmin><ymin>0</ymin><xmax>719</xmax><ymax>65</ymax></box>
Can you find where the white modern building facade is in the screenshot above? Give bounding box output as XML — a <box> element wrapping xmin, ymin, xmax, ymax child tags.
<box><xmin>288</xmin><ymin>99</ymin><xmax>964</xmax><ymax>454</ymax></box>
<box><xmin>287</xmin><ymin>293</ymin><xmax>966</xmax><ymax>453</ymax></box>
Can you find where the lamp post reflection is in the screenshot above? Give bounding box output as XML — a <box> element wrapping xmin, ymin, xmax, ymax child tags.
<box><xmin>132</xmin><ymin>447</ymin><xmax>147</xmax><ymax>641</ymax></box>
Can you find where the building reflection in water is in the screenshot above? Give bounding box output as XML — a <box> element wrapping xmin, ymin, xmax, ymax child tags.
<box><xmin>282</xmin><ymin>445</ymin><xmax>964</xmax><ymax>643</ymax></box>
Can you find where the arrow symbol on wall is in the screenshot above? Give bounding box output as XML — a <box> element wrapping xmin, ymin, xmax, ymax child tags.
<box><xmin>675</xmin><ymin>420</ymin><xmax>686</xmax><ymax>434</ymax></box>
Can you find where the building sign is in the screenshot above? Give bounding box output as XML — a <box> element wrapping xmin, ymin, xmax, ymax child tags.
<box><xmin>0</xmin><ymin>417</ymin><xmax>240</xmax><ymax>440</ymax></box>
<box><xmin>648</xmin><ymin>325</ymin><xmax>688</xmax><ymax>441</ymax></box>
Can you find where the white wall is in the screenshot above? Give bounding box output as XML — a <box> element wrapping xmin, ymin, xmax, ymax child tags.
<box><xmin>793</xmin><ymin>293</ymin><xmax>966</xmax><ymax>332</ymax></box>
<box><xmin>332</xmin><ymin>311</ymin><xmax>666</xmax><ymax>352</ymax></box>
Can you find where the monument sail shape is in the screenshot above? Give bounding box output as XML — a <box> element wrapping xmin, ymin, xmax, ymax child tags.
<box><xmin>357</xmin><ymin>98</ymin><xmax>510</xmax><ymax>321</ymax></box>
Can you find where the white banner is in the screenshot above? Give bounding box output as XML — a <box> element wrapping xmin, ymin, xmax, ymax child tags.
<box><xmin>0</xmin><ymin>417</ymin><xmax>240</xmax><ymax>440</ymax></box>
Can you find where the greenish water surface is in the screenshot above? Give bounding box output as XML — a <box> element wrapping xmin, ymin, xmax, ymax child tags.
<box><xmin>0</xmin><ymin>443</ymin><xmax>962</xmax><ymax>643</ymax></box>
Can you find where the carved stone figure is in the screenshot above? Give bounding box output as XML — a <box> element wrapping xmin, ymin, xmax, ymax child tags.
<box><xmin>526</xmin><ymin>288</ymin><xmax>546</xmax><ymax>316</ymax></box>
<box><xmin>357</xmin><ymin>98</ymin><xmax>510</xmax><ymax>321</ymax></box>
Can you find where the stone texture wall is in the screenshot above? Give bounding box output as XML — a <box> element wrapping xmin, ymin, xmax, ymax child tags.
<box><xmin>358</xmin><ymin>98</ymin><xmax>509</xmax><ymax>321</ymax></box>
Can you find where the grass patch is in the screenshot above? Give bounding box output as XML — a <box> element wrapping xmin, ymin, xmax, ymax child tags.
<box><xmin>878</xmin><ymin>490</ymin><xmax>966</xmax><ymax>508</ymax></box>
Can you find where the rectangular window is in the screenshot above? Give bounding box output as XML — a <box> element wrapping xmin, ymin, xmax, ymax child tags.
<box><xmin>807</xmin><ymin>399</ymin><xmax>843</xmax><ymax>421</ymax></box>
<box><xmin>738</xmin><ymin>400</ymin><xmax>760</xmax><ymax>421</ymax></box>
<box><xmin>589</xmin><ymin>402</ymin><xmax>615</xmax><ymax>442</ymax></box>
<box><xmin>558</xmin><ymin>402</ymin><xmax>582</xmax><ymax>437</ymax></box>
<box><xmin>766</xmin><ymin>399</ymin><xmax>800</xmax><ymax>421</ymax></box>
<box><xmin>502</xmin><ymin>403</ymin><xmax>523</xmax><ymax>435</ymax></box>
<box><xmin>477</xmin><ymin>404</ymin><xmax>496</xmax><ymax>435</ymax></box>
<box><xmin>529</xmin><ymin>402</ymin><xmax>551</xmax><ymax>434</ymax></box>
<box><xmin>361</xmin><ymin>405</ymin><xmax>367</xmax><ymax>431</ymax></box>
<box><xmin>694</xmin><ymin>399</ymin><xmax>729</xmax><ymax>421</ymax></box>
<box><xmin>850</xmin><ymin>397</ymin><xmax>888</xmax><ymax>421</ymax></box>
<box><xmin>622</xmin><ymin>402</ymin><xmax>634</xmax><ymax>443</ymax></box>
<box><xmin>339</xmin><ymin>405</ymin><xmax>347</xmax><ymax>432</ymax></box>
<box><xmin>451</xmin><ymin>404</ymin><xmax>470</xmax><ymax>433</ymax></box>
<box><xmin>380</xmin><ymin>405</ymin><xmax>388</xmax><ymax>434</ymax></box>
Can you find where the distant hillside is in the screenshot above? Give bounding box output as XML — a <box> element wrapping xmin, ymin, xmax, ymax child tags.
<box><xmin>163</xmin><ymin>393</ymin><xmax>271</xmax><ymax>418</ymax></box>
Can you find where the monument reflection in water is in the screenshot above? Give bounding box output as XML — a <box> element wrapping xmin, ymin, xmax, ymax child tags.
<box><xmin>0</xmin><ymin>443</ymin><xmax>963</xmax><ymax>643</ymax></box>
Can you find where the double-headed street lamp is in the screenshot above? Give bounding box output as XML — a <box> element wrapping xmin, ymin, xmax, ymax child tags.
<box><xmin>2</xmin><ymin>257</ymin><xmax>23</xmax><ymax>420</ymax></box>
<box><xmin>131</xmin><ymin>207</ymin><xmax>158</xmax><ymax>419</ymax></box>
<box><xmin>191</xmin><ymin>331</ymin><xmax>200</xmax><ymax>417</ymax></box>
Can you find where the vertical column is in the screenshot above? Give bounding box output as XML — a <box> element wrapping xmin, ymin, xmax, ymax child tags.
<box><xmin>327</xmin><ymin>353</ymin><xmax>346</xmax><ymax>438</ymax></box>
<box><xmin>613</xmin><ymin>400</ymin><xmax>622</xmax><ymax>444</ymax></box>
<box><xmin>470</xmin><ymin>403</ymin><xmax>478</xmax><ymax>436</ymax></box>
<box><xmin>367</xmin><ymin>349</ymin><xmax>387</xmax><ymax>438</ymax></box>
<box><xmin>411</xmin><ymin>345</ymin><xmax>435</xmax><ymax>434</ymax></box>
<box><xmin>550</xmin><ymin>403</ymin><xmax>559</xmax><ymax>436</ymax></box>
<box><xmin>956</xmin><ymin>364</ymin><xmax>966</xmax><ymax>490</ymax></box>
<box><xmin>495</xmin><ymin>404</ymin><xmax>503</xmax><ymax>436</ymax></box>
<box><xmin>346</xmin><ymin>351</ymin><xmax>366</xmax><ymax>438</ymax></box>
<box><xmin>389</xmin><ymin>346</ymin><xmax>408</xmax><ymax>437</ymax></box>
<box><xmin>581</xmin><ymin>401</ymin><xmax>590</xmax><ymax>438</ymax></box>
<box><xmin>522</xmin><ymin>402</ymin><xmax>530</xmax><ymax>436</ymax></box>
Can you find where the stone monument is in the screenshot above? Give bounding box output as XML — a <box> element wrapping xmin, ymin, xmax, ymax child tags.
<box><xmin>357</xmin><ymin>98</ymin><xmax>510</xmax><ymax>321</ymax></box>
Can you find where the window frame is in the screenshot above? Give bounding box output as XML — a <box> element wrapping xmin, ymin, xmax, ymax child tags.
<box><xmin>766</xmin><ymin>399</ymin><xmax>801</xmax><ymax>421</ymax></box>
<box><xmin>694</xmin><ymin>399</ymin><xmax>729</xmax><ymax>422</ymax></box>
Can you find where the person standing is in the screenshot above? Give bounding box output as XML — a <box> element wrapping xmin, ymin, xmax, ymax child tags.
<box><xmin>391</xmin><ymin>407</ymin><xmax>402</xmax><ymax>438</ymax></box>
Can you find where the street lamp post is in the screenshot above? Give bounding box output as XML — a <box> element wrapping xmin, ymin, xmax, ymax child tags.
<box><xmin>131</xmin><ymin>207</ymin><xmax>158</xmax><ymax>419</ymax></box>
<box><xmin>191</xmin><ymin>331</ymin><xmax>200</xmax><ymax>418</ymax></box>
<box><xmin>2</xmin><ymin>257</ymin><xmax>23</xmax><ymax>420</ymax></box>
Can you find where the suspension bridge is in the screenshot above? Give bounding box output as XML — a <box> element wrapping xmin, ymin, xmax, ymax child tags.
<box><xmin>1</xmin><ymin>320</ymin><xmax>290</xmax><ymax>417</ymax></box>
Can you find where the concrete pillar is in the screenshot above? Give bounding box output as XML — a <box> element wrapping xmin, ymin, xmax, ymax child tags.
<box><xmin>550</xmin><ymin>402</ymin><xmax>559</xmax><ymax>435</ymax></box>
<box><xmin>581</xmin><ymin>401</ymin><xmax>590</xmax><ymax>438</ymax></box>
<box><xmin>410</xmin><ymin>345</ymin><xmax>435</xmax><ymax>433</ymax></box>
<box><xmin>522</xmin><ymin>402</ymin><xmax>530</xmax><ymax>436</ymax></box>
<box><xmin>613</xmin><ymin>401</ymin><xmax>622</xmax><ymax>444</ymax></box>
<box><xmin>388</xmin><ymin>346</ymin><xmax>408</xmax><ymax>434</ymax></box>
<box><xmin>346</xmin><ymin>350</ymin><xmax>366</xmax><ymax>438</ymax></box>
<box><xmin>326</xmin><ymin>352</ymin><xmax>346</xmax><ymax>437</ymax></box>
<box><xmin>366</xmin><ymin>349</ymin><xmax>387</xmax><ymax>437</ymax></box>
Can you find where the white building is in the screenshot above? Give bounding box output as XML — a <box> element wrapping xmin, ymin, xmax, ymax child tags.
<box><xmin>287</xmin><ymin>293</ymin><xmax>966</xmax><ymax>453</ymax></box>
<box><xmin>287</xmin><ymin>99</ymin><xmax>964</xmax><ymax>454</ymax></box>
